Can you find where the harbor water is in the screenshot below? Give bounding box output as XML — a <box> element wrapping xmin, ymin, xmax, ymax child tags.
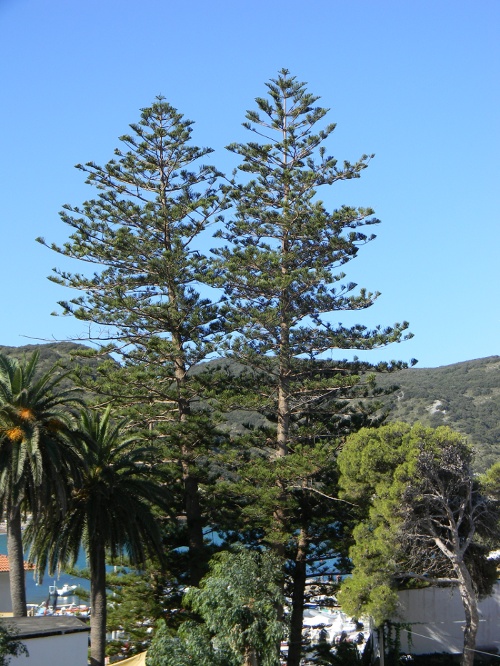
<box><xmin>0</xmin><ymin>533</ymin><xmax>90</xmax><ymax>604</ymax></box>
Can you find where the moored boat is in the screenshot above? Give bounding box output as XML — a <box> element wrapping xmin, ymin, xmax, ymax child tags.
<box><xmin>48</xmin><ymin>582</ymin><xmax>78</xmax><ymax>596</ymax></box>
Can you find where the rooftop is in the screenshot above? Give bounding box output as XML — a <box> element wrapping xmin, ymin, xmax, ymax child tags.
<box><xmin>0</xmin><ymin>616</ymin><xmax>90</xmax><ymax>639</ymax></box>
<box><xmin>0</xmin><ymin>554</ymin><xmax>34</xmax><ymax>573</ymax></box>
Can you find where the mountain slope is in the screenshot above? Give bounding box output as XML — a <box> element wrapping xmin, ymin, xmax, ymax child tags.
<box><xmin>1</xmin><ymin>344</ymin><xmax>498</xmax><ymax>471</ymax></box>
<box><xmin>377</xmin><ymin>356</ymin><xmax>500</xmax><ymax>471</ymax></box>
<box><xmin>0</xmin><ymin>341</ymin><xmax>103</xmax><ymax>391</ymax></box>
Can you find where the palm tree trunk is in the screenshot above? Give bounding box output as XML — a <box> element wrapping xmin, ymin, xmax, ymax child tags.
<box><xmin>90</xmin><ymin>543</ymin><xmax>107</xmax><ymax>666</ymax></box>
<box><xmin>7</xmin><ymin>502</ymin><xmax>27</xmax><ymax>617</ymax></box>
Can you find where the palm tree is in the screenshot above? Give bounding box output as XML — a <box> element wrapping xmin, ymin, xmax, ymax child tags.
<box><xmin>27</xmin><ymin>407</ymin><xmax>170</xmax><ymax>666</ymax></box>
<box><xmin>0</xmin><ymin>351</ymin><xmax>82</xmax><ymax>616</ymax></box>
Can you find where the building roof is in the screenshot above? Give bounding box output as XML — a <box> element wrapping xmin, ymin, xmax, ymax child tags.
<box><xmin>0</xmin><ymin>554</ymin><xmax>34</xmax><ymax>572</ymax></box>
<box><xmin>0</xmin><ymin>616</ymin><xmax>90</xmax><ymax>638</ymax></box>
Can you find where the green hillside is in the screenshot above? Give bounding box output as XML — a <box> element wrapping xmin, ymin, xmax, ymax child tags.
<box><xmin>377</xmin><ymin>356</ymin><xmax>500</xmax><ymax>471</ymax></box>
<box><xmin>200</xmin><ymin>356</ymin><xmax>500</xmax><ymax>470</ymax></box>
<box><xmin>0</xmin><ymin>341</ymin><xmax>103</xmax><ymax>390</ymax></box>
<box><xmin>0</xmin><ymin>341</ymin><xmax>89</xmax><ymax>365</ymax></box>
<box><xmin>1</xmin><ymin>343</ymin><xmax>498</xmax><ymax>471</ymax></box>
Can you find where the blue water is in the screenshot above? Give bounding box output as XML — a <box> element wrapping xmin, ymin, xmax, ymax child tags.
<box><xmin>0</xmin><ymin>533</ymin><xmax>90</xmax><ymax>604</ymax></box>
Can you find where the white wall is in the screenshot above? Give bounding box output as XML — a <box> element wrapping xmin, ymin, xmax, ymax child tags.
<box><xmin>0</xmin><ymin>573</ymin><xmax>11</xmax><ymax>612</ymax></box>
<box><xmin>8</xmin><ymin>631</ymin><xmax>89</xmax><ymax>666</ymax></box>
<box><xmin>393</xmin><ymin>583</ymin><xmax>500</xmax><ymax>655</ymax></box>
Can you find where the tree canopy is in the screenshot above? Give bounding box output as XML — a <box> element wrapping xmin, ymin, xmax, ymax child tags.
<box><xmin>338</xmin><ymin>422</ymin><xmax>500</xmax><ymax>666</ymax></box>
<box><xmin>26</xmin><ymin>407</ymin><xmax>171</xmax><ymax>666</ymax></box>
<box><xmin>32</xmin><ymin>70</ymin><xmax>419</xmax><ymax>666</ymax></box>
<box><xmin>147</xmin><ymin>548</ymin><xmax>284</xmax><ymax>666</ymax></box>
<box><xmin>0</xmin><ymin>351</ymin><xmax>82</xmax><ymax>616</ymax></box>
<box><xmin>208</xmin><ymin>68</ymin><xmax>414</xmax><ymax>666</ymax></box>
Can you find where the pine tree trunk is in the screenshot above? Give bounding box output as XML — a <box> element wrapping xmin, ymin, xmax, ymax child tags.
<box><xmin>275</xmin><ymin>326</ymin><xmax>292</xmax><ymax>661</ymax></box>
<box><xmin>176</xmin><ymin>335</ymin><xmax>206</xmax><ymax>587</ymax></box>
<box><xmin>7</xmin><ymin>503</ymin><xmax>27</xmax><ymax>617</ymax></box>
<box><xmin>90</xmin><ymin>543</ymin><xmax>107</xmax><ymax>666</ymax></box>
<box><xmin>277</xmin><ymin>383</ymin><xmax>289</xmax><ymax>458</ymax></box>
<box><xmin>183</xmin><ymin>468</ymin><xmax>205</xmax><ymax>585</ymax></box>
<box><xmin>243</xmin><ymin>646</ymin><xmax>259</xmax><ymax>666</ymax></box>
<box><xmin>456</xmin><ymin>562</ymin><xmax>479</xmax><ymax>666</ymax></box>
<box><xmin>287</xmin><ymin>529</ymin><xmax>308</xmax><ymax>666</ymax></box>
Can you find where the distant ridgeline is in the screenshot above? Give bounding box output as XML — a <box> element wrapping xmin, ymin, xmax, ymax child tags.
<box><xmin>0</xmin><ymin>342</ymin><xmax>105</xmax><ymax>393</ymax></box>
<box><xmin>375</xmin><ymin>356</ymin><xmax>500</xmax><ymax>472</ymax></box>
<box><xmin>1</xmin><ymin>343</ymin><xmax>499</xmax><ymax>472</ymax></box>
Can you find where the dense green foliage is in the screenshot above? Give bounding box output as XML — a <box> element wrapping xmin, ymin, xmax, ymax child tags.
<box><xmin>147</xmin><ymin>548</ymin><xmax>284</xmax><ymax>666</ymax></box>
<box><xmin>338</xmin><ymin>423</ymin><xmax>500</xmax><ymax>666</ymax></box>
<box><xmin>187</xmin><ymin>549</ymin><xmax>284</xmax><ymax>665</ymax></box>
<box><xmin>105</xmin><ymin>564</ymin><xmax>170</xmax><ymax>657</ymax></box>
<box><xmin>147</xmin><ymin>621</ymin><xmax>231</xmax><ymax>666</ymax></box>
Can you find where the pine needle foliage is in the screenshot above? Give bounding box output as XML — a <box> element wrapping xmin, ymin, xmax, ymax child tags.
<box><xmin>210</xmin><ymin>67</ymin><xmax>413</xmax><ymax>477</ymax></box>
<box><xmin>37</xmin><ymin>97</ymin><xmax>226</xmax><ymax>424</ymax></box>
<box><xmin>208</xmin><ymin>69</ymin><xmax>414</xmax><ymax>666</ymax></box>
<box><xmin>37</xmin><ymin>98</ymin><xmax>229</xmax><ymax>585</ymax></box>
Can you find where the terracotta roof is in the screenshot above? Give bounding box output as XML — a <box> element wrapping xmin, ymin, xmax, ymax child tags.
<box><xmin>0</xmin><ymin>554</ymin><xmax>35</xmax><ymax>572</ymax></box>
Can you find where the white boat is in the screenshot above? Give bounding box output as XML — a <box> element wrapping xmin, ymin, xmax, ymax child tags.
<box><xmin>48</xmin><ymin>582</ymin><xmax>78</xmax><ymax>596</ymax></box>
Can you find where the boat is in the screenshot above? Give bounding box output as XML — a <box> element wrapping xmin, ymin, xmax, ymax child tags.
<box><xmin>48</xmin><ymin>582</ymin><xmax>78</xmax><ymax>596</ymax></box>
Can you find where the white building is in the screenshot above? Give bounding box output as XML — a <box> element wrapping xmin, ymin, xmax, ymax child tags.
<box><xmin>2</xmin><ymin>616</ymin><xmax>90</xmax><ymax>666</ymax></box>
<box><xmin>374</xmin><ymin>584</ymin><xmax>500</xmax><ymax>657</ymax></box>
<box><xmin>0</xmin><ymin>553</ymin><xmax>90</xmax><ymax>665</ymax></box>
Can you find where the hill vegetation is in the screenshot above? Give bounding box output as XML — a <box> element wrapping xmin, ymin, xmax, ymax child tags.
<box><xmin>200</xmin><ymin>354</ymin><xmax>500</xmax><ymax>472</ymax></box>
<box><xmin>0</xmin><ymin>342</ymin><xmax>103</xmax><ymax>389</ymax></box>
<box><xmin>1</xmin><ymin>343</ymin><xmax>498</xmax><ymax>471</ymax></box>
<box><xmin>377</xmin><ymin>356</ymin><xmax>500</xmax><ymax>471</ymax></box>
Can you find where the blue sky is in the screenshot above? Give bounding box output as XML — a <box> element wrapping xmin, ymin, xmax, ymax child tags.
<box><xmin>0</xmin><ymin>0</ymin><xmax>498</xmax><ymax>368</ymax></box>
